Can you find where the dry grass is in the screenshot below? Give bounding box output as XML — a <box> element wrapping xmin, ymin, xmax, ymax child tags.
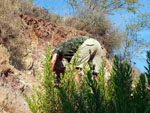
<box><xmin>0</xmin><ymin>0</ymin><xmax>62</xmax><ymax>43</ymax></box>
<box><xmin>0</xmin><ymin>0</ymin><xmax>55</xmax><ymax>69</ymax></box>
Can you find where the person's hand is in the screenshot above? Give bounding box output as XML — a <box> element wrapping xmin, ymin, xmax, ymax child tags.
<box><xmin>51</xmin><ymin>53</ymin><xmax>58</xmax><ymax>71</ymax></box>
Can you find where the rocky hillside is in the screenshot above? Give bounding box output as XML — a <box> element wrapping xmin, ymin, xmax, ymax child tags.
<box><xmin>0</xmin><ymin>13</ymin><xmax>111</xmax><ymax>113</ymax></box>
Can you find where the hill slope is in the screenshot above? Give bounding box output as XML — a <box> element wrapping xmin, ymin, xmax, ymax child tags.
<box><xmin>0</xmin><ymin>1</ymin><xmax>111</xmax><ymax>113</ymax></box>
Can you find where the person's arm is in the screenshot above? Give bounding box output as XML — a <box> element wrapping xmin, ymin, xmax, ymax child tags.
<box><xmin>51</xmin><ymin>53</ymin><xmax>58</xmax><ymax>71</ymax></box>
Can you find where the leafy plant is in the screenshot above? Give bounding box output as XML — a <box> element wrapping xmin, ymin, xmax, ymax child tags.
<box><xmin>25</xmin><ymin>46</ymin><xmax>150</xmax><ymax>113</ymax></box>
<box><xmin>109</xmin><ymin>56</ymin><xmax>133</xmax><ymax>113</ymax></box>
<box><xmin>25</xmin><ymin>45</ymin><xmax>62</xmax><ymax>113</ymax></box>
<box><xmin>132</xmin><ymin>51</ymin><xmax>150</xmax><ymax>113</ymax></box>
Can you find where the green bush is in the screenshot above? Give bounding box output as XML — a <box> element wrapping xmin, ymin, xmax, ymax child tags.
<box><xmin>109</xmin><ymin>56</ymin><xmax>133</xmax><ymax>113</ymax></box>
<box><xmin>132</xmin><ymin>51</ymin><xmax>150</xmax><ymax>113</ymax></box>
<box><xmin>25</xmin><ymin>46</ymin><xmax>62</xmax><ymax>113</ymax></box>
<box><xmin>25</xmin><ymin>46</ymin><xmax>150</xmax><ymax>113</ymax></box>
<box><xmin>25</xmin><ymin>45</ymin><xmax>109</xmax><ymax>113</ymax></box>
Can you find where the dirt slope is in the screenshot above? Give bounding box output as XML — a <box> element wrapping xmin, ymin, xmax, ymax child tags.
<box><xmin>0</xmin><ymin>14</ymin><xmax>111</xmax><ymax>113</ymax></box>
<box><xmin>21</xmin><ymin>14</ymin><xmax>91</xmax><ymax>75</ymax></box>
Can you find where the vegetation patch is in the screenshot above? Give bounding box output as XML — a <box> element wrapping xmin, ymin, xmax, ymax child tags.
<box><xmin>25</xmin><ymin>46</ymin><xmax>150</xmax><ymax>113</ymax></box>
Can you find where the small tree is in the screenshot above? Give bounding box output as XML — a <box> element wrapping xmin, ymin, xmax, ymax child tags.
<box><xmin>109</xmin><ymin>56</ymin><xmax>133</xmax><ymax>113</ymax></box>
<box><xmin>65</xmin><ymin>0</ymin><xmax>142</xmax><ymax>17</ymax></box>
<box><xmin>25</xmin><ymin>46</ymin><xmax>150</xmax><ymax>113</ymax></box>
<box><xmin>132</xmin><ymin>51</ymin><xmax>150</xmax><ymax>113</ymax></box>
<box><xmin>25</xmin><ymin>46</ymin><xmax>109</xmax><ymax>113</ymax></box>
<box><xmin>25</xmin><ymin>45</ymin><xmax>62</xmax><ymax>113</ymax></box>
<box><xmin>121</xmin><ymin>12</ymin><xmax>150</xmax><ymax>61</ymax></box>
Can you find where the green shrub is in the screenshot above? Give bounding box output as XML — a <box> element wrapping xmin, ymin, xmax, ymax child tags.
<box><xmin>25</xmin><ymin>47</ymin><xmax>150</xmax><ymax>113</ymax></box>
<box><xmin>25</xmin><ymin>45</ymin><xmax>109</xmax><ymax>113</ymax></box>
<box><xmin>25</xmin><ymin>46</ymin><xmax>62</xmax><ymax>113</ymax></box>
<box><xmin>109</xmin><ymin>56</ymin><xmax>133</xmax><ymax>113</ymax></box>
<box><xmin>132</xmin><ymin>51</ymin><xmax>150</xmax><ymax>113</ymax></box>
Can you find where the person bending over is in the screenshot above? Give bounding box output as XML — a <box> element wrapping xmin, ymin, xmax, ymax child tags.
<box><xmin>51</xmin><ymin>36</ymin><xmax>103</xmax><ymax>82</ymax></box>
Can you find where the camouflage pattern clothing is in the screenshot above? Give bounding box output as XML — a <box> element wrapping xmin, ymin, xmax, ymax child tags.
<box><xmin>54</xmin><ymin>36</ymin><xmax>89</xmax><ymax>61</ymax></box>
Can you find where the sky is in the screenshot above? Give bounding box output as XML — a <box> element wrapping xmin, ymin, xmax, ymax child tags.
<box><xmin>33</xmin><ymin>0</ymin><xmax>150</xmax><ymax>72</ymax></box>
